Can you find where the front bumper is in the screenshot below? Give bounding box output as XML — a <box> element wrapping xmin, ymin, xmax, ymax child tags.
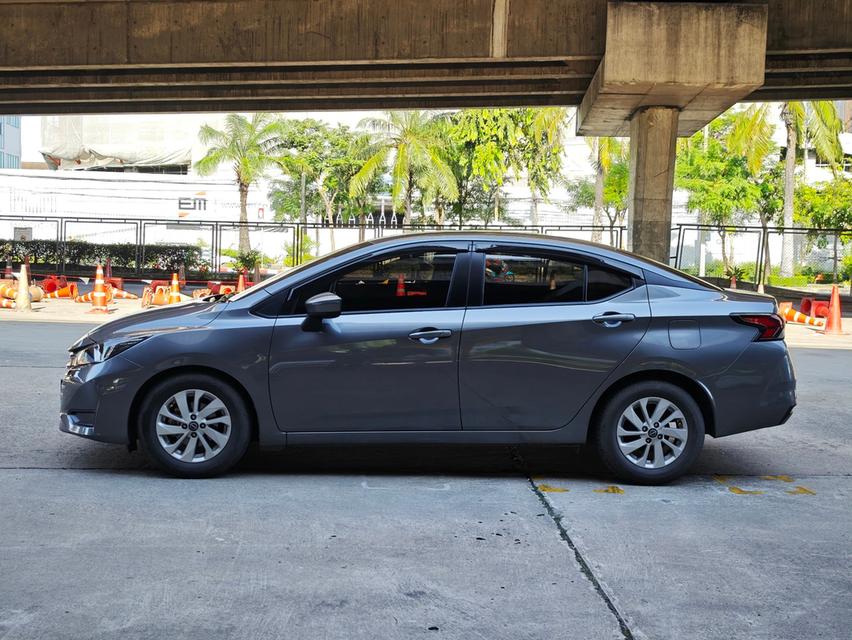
<box><xmin>59</xmin><ymin>355</ymin><xmax>145</xmax><ymax>444</ymax></box>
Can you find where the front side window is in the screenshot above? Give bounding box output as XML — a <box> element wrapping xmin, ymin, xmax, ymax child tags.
<box><xmin>293</xmin><ymin>249</ymin><xmax>459</xmax><ymax>314</ymax></box>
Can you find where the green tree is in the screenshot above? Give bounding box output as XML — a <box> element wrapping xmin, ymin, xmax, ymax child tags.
<box><xmin>727</xmin><ymin>104</ymin><xmax>779</xmax><ymax>285</ymax></box>
<box><xmin>563</xmin><ymin>154</ymin><xmax>629</xmax><ymax>246</ymax></box>
<box><xmin>586</xmin><ymin>137</ymin><xmax>627</xmax><ymax>241</ymax></box>
<box><xmin>271</xmin><ymin>119</ymin><xmax>381</xmax><ymax>249</ymax></box>
<box><xmin>779</xmin><ymin>101</ymin><xmax>843</xmax><ymax>275</ymax></box>
<box><xmin>796</xmin><ymin>177</ymin><xmax>852</xmax><ymax>282</ymax></box>
<box><xmin>450</xmin><ymin>108</ymin><xmax>565</xmax><ymax>224</ymax></box>
<box><xmin>349</xmin><ymin>111</ymin><xmax>457</xmax><ymax>224</ymax></box>
<box><xmin>676</xmin><ymin>115</ymin><xmax>761</xmax><ymax>270</ymax></box>
<box><xmin>796</xmin><ymin>177</ymin><xmax>852</xmax><ymax>230</ymax></box>
<box><xmin>194</xmin><ymin>113</ymin><xmax>279</xmax><ymax>252</ymax></box>
<box><xmin>268</xmin><ymin>176</ymin><xmax>322</xmax><ymax>222</ymax></box>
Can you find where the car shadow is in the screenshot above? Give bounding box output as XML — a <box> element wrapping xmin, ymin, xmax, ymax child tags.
<box><xmin>232</xmin><ymin>443</ymin><xmax>607</xmax><ymax>479</ymax></box>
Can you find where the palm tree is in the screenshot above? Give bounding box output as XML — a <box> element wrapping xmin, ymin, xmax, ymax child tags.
<box><xmin>194</xmin><ymin>113</ymin><xmax>279</xmax><ymax>253</ymax></box>
<box><xmin>727</xmin><ymin>104</ymin><xmax>777</xmax><ymax>288</ymax></box>
<box><xmin>586</xmin><ymin>137</ymin><xmax>626</xmax><ymax>242</ymax></box>
<box><xmin>779</xmin><ymin>101</ymin><xmax>843</xmax><ymax>276</ymax></box>
<box><xmin>527</xmin><ymin>107</ymin><xmax>568</xmax><ymax>225</ymax></box>
<box><xmin>349</xmin><ymin>111</ymin><xmax>458</xmax><ymax>225</ymax></box>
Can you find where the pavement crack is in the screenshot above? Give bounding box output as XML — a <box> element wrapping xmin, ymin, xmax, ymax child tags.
<box><xmin>509</xmin><ymin>446</ymin><xmax>636</xmax><ymax>640</ymax></box>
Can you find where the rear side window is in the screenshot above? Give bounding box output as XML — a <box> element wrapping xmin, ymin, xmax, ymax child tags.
<box><xmin>483</xmin><ymin>253</ymin><xmax>584</xmax><ymax>305</ymax></box>
<box><xmin>293</xmin><ymin>249</ymin><xmax>459</xmax><ymax>313</ymax></box>
<box><xmin>480</xmin><ymin>251</ymin><xmax>634</xmax><ymax>306</ymax></box>
<box><xmin>587</xmin><ymin>265</ymin><xmax>633</xmax><ymax>301</ymax></box>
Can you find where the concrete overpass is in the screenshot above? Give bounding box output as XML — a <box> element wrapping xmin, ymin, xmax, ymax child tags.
<box><xmin>1</xmin><ymin>0</ymin><xmax>851</xmax><ymax>261</ymax></box>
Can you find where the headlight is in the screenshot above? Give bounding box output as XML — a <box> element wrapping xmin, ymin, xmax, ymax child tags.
<box><xmin>67</xmin><ymin>336</ymin><xmax>149</xmax><ymax>369</ymax></box>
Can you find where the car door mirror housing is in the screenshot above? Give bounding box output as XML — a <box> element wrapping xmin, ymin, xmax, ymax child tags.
<box><xmin>305</xmin><ymin>292</ymin><xmax>342</xmax><ymax>320</ymax></box>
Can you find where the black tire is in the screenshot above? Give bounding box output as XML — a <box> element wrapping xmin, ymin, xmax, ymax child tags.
<box><xmin>138</xmin><ymin>373</ymin><xmax>252</xmax><ymax>478</ymax></box>
<box><xmin>591</xmin><ymin>381</ymin><xmax>705</xmax><ymax>485</ymax></box>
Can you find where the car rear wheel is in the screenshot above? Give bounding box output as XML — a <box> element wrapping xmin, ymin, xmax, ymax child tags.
<box><xmin>139</xmin><ymin>373</ymin><xmax>251</xmax><ymax>478</ymax></box>
<box><xmin>592</xmin><ymin>381</ymin><xmax>705</xmax><ymax>485</ymax></box>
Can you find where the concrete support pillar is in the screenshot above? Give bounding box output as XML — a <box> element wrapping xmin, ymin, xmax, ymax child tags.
<box><xmin>627</xmin><ymin>107</ymin><xmax>679</xmax><ymax>264</ymax></box>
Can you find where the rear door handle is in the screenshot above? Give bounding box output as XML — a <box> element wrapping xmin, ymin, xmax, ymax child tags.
<box><xmin>592</xmin><ymin>313</ymin><xmax>636</xmax><ymax>326</ymax></box>
<box><xmin>409</xmin><ymin>328</ymin><xmax>453</xmax><ymax>344</ymax></box>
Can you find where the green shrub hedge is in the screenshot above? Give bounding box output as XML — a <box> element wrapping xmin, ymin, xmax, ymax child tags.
<box><xmin>0</xmin><ymin>239</ymin><xmax>204</xmax><ymax>271</ymax></box>
<box><xmin>767</xmin><ymin>275</ymin><xmax>810</xmax><ymax>288</ymax></box>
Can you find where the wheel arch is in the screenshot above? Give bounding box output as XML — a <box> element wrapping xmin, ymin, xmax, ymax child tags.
<box><xmin>127</xmin><ymin>365</ymin><xmax>260</xmax><ymax>450</ymax></box>
<box><xmin>589</xmin><ymin>369</ymin><xmax>717</xmax><ymax>438</ymax></box>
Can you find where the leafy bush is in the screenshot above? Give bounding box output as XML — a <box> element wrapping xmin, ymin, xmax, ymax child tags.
<box><xmin>0</xmin><ymin>238</ymin><xmax>204</xmax><ymax>271</ymax></box>
<box><xmin>725</xmin><ymin>264</ymin><xmax>746</xmax><ymax>281</ymax></box>
<box><xmin>767</xmin><ymin>275</ymin><xmax>810</xmax><ymax>288</ymax></box>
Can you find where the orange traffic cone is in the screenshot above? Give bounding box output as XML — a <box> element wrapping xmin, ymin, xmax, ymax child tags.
<box><xmin>45</xmin><ymin>283</ymin><xmax>78</xmax><ymax>299</ymax></box>
<box><xmin>168</xmin><ymin>273</ymin><xmax>181</xmax><ymax>304</ymax></box>
<box><xmin>396</xmin><ymin>274</ymin><xmax>406</xmax><ymax>297</ymax></box>
<box><xmin>112</xmin><ymin>288</ymin><xmax>138</xmax><ymax>300</ymax></box>
<box><xmin>0</xmin><ymin>299</ymin><xmax>14</xmax><ymax>309</ymax></box>
<box><xmin>236</xmin><ymin>271</ymin><xmax>246</xmax><ymax>293</ymax></box>
<box><xmin>782</xmin><ymin>307</ymin><xmax>823</xmax><ymax>327</ymax></box>
<box><xmin>823</xmin><ymin>285</ymin><xmax>843</xmax><ymax>335</ymax></box>
<box><xmin>0</xmin><ymin>283</ymin><xmax>16</xmax><ymax>300</ymax></box>
<box><xmin>88</xmin><ymin>264</ymin><xmax>110</xmax><ymax>314</ymax></box>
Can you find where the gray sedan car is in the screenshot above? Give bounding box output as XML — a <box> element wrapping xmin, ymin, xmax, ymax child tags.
<box><xmin>60</xmin><ymin>233</ymin><xmax>796</xmax><ymax>483</ymax></box>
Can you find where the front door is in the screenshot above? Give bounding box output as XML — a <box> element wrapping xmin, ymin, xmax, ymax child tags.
<box><xmin>269</xmin><ymin>244</ymin><xmax>469</xmax><ymax>432</ymax></box>
<box><xmin>459</xmin><ymin>245</ymin><xmax>651</xmax><ymax>430</ymax></box>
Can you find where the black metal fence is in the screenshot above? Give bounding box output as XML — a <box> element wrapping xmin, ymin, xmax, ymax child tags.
<box><xmin>5</xmin><ymin>213</ymin><xmax>848</xmax><ymax>284</ymax></box>
<box><xmin>673</xmin><ymin>223</ymin><xmax>852</xmax><ymax>285</ymax></box>
<box><xmin>0</xmin><ymin>214</ymin><xmax>626</xmax><ymax>275</ymax></box>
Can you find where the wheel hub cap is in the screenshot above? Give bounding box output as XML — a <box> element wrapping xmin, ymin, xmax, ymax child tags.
<box><xmin>616</xmin><ymin>396</ymin><xmax>688</xmax><ymax>469</ymax></box>
<box><xmin>156</xmin><ymin>389</ymin><xmax>231</xmax><ymax>463</ymax></box>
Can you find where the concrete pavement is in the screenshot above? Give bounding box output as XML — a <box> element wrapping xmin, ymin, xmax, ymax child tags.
<box><xmin>0</xmin><ymin>322</ymin><xmax>849</xmax><ymax>640</ymax></box>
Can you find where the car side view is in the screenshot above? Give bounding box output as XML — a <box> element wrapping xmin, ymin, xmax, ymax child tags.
<box><xmin>60</xmin><ymin>233</ymin><xmax>796</xmax><ymax>483</ymax></box>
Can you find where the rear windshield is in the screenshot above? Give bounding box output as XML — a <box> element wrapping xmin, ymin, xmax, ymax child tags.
<box><xmin>650</xmin><ymin>262</ymin><xmax>722</xmax><ymax>291</ymax></box>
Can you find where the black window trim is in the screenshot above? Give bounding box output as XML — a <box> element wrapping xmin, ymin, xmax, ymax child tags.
<box><xmin>468</xmin><ymin>242</ymin><xmax>642</xmax><ymax>309</ymax></box>
<box><xmin>274</xmin><ymin>241</ymin><xmax>473</xmax><ymax>318</ymax></box>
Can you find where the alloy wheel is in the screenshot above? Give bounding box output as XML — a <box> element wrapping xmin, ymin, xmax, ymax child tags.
<box><xmin>155</xmin><ymin>389</ymin><xmax>232</xmax><ymax>463</ymax></box>
<box><xmin>616</xmin><ymin>397</ymin><xmax>689</xmax><ymax>469</ymax></box>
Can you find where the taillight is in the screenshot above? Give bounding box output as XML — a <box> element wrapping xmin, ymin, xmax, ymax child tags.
<box><xmin>732</xmin><ymin>313</ymin><xmax>785</xmax><ymax>341</ymax></box>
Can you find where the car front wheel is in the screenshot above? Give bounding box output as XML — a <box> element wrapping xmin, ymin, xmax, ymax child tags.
<box><xmin>592</xmin><ymin>381</ymin><xmax>705</xmax><ymax>485</ymax></box>
<box><xmin>139</xmin><ymin>373</ymin><xmax>251</xmax><ymax>478</ymax></box>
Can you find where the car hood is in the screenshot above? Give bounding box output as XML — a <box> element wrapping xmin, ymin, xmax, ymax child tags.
<box><xmin>73</xmin><ymin>299</ymin><xmax>226</xmax><ymax>348</ymax></box>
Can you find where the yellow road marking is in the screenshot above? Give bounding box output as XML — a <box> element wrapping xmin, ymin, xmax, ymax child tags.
<box><xmin>593</xmin><ymin>486</ymin><xmax>625</xmax><ymax>494</ymax></box>
<box><xmin>727</xmin><ymin>486</ymin><xmax>765</xmax><ymax>495</ymax></box>
<box><xmin>714</xmin><ymin>475</ymin><xmax>763</xmax><ymax>495</ymax></box>
<box><xmin>761</xmin><ymin>475</ymin><xmax>795</xmax><ymax>483</ymax></box>
<box><xmin>786</xmin><ymin>486</ymin><xmax>816</xmax><ymax>495</ymax></box>
<box><xmin>538</xmin><ymin>484</ymin><xmax>569</xmax><ymax>493</ymax></box>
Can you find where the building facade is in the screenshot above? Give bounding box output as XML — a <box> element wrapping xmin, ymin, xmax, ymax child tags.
<box><xmin>0</xmin><ymin>116</ymin><xmax>21</xmax><ymax>169</ymax></box>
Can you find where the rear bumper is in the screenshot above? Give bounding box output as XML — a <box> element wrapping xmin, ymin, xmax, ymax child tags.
<box><xmin>59</xmin><ymin>355</ymin><xmax>145</xmax><ymax>445</ymax></box>
<box><xmin>707</xmin><ymin>340</ymin><xmax>796</xmax><ymax>437</ymax></box>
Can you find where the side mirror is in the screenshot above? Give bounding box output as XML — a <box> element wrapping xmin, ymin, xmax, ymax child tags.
<box><xmin>304</xmin><ymin>292</ymin><xmax>342</xmax><ymax>320</ymax></box>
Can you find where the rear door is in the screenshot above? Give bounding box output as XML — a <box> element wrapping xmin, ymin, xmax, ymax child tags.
<box><xmin>459</xmin><ymin>242</ymin><xmax>651</xmax><ymax>430</ymax></box>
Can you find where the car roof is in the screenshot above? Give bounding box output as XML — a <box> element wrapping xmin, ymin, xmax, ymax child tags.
<box><xmin>358</xmin><ymin>230</ymin><xmax>656</xmax><ymax>269</ymax></box>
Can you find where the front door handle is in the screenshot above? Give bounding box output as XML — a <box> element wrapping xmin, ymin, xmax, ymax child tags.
<box><xmin>409</xmin><ymin>328</ymin><xmax>453</xmax><ymax>344</ymax></box>
<box><xmin>592</xmin><ymin>313</ymin><xmax>636</xmax><ymax>327</ymax></box>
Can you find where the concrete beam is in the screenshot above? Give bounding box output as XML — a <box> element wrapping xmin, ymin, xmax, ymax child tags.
<box><xmin>577</xmin><ymin>2</ymin><xmax>769</xmax><ymax>137</ymax></box>
<box><xmin>0</xmin><ymin>1</ymin><xmax>849</xmax><ymax>114</ymax></box>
